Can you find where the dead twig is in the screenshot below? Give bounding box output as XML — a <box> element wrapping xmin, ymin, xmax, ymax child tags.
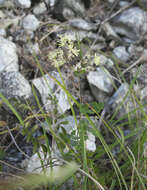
<box><xmin>0</xmin><ymin>160</ymin><xmax>24</xmax><ymax>172</ymax></box>
<box><xmin>123</xmin><ymin>51</ymin><xmax>147</xmax><ymax>74</ymax></box>
<box><xmin>102</xmin><ymin>0</ymin><xmax>136</xmax><ymax>24</ymax></box>
<box><xmin>6</xmin><ymin>126</ymin><xmax>30</xmax><ymax>159</ymax></box>
<box><xmin>107</xmin><ymin>0</ymin><xmax>120</xmax><ymax>17</ymax></box>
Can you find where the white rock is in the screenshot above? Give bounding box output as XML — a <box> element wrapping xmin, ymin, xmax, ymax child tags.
<box><xmin>33</xmin><ymin>2</ymin><xmax>47</xmax><ymax>15</ymax></box>
<box><xmin>119</xmin><ymin>1</ymin><xmax>129</xmax><ymax>7</ymax></box>
<box><xmin>69</xmin><ymin>18</ymin><xmax>97</xmax><ymax>31</ymax></box>
<box><xmin>87</xmin><ymin>67</ymin><xmax>114</xmax><ymax>102</ymax></box>
<box><xmin>0</xmin><ymin>28</ymin><xmax>6</xmax><ymax>36</ymax></box>
<box><xmin>107</xmin><ymin>0</ymin><xmax>115</xmax><ymax>3</ymax></box>
<box><xmin>25</xmin><ymin>147</ymin><xmax>60</xmax><ymax>173</ymax></box>
<box><xmin>25</xmin><ymin>149</ymin><xmax>45</xmax><ymax>173</ymax></box>
<box><xmin>85</xmin><ymin>139</ymin><xmax>96</xmax><ymax>152</ymax></box>
<box><xmin>55</xmin><ymin>89</ymin><xmax>71</xmax><ymax>113</ymax></box>
<box><xmin>87</xmin><ymin>131</ymin><xmax>95</xmax><ymax>142</ymax></box>
<box><xmin>48</xmin><ymin>0</ymin><xmax>56</xmax><ymax>7</ymax></box>
<box><xmin>87</xmin><ymin>67</ymin><xmax>114</xmax><ymax>93</ymax></box>
<box><xmin>113</xmin><ymin>46</ymin><xmax>130</xmax><ymax>62</ymax></box>
<box><xmin>22</xmin><ymin>14</ymin><xmax>40</xmax><ymax>31</ymax></box>
<box><xmin>85</xmin><ymin>132</ymin><xmax>96</xmax><ymax>152</ymax></box>
<box><xmin>15</xmin><ymin>0</ymin><xmax>31</xmax><ymax>8</ymax></box>
<box><xmin>32</xmin><ymin>72</ymin><xmax>71</xmax><ymax>114</ymax></box>
<box><xmin>0</xmin><ymin>37</ymin><xmax>19</xmax><ymax>72</ymax></box>
<box><xmin>32</xmin><ymin>74</ymin><xmax>55</xmax><ymax>111</ymax></box>
<box><xmin>0</xmin><ymin>71</ymin><xmax>32</xmax><ymax>99</ymax></box>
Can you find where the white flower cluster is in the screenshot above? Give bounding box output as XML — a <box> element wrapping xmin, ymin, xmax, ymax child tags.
<box><xmin>48</xmin><ymin>35</ymin><xmax>79</xmax><ymax>67</ymax></box>
<box><xmin>48</xmin><ymin>35</ymin><xmax>100</xmax><ymax>71</ymax></box>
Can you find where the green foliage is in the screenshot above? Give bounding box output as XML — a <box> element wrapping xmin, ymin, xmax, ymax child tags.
<box><xmin>80</xmin><ymin>102</ymin><xmax>104</xmax><ymax>115</ymax></box>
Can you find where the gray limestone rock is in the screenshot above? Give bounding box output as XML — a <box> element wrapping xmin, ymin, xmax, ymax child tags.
<box><xmin>0</xmin><ymin>71</ymin><xmax>32</xmax><ymax>99</ymax></box>
<box><xmin>22</xmin><ymin>14</ymin><xmax>40</xmax><ymax>32</ymax></box>
<box><xmin>132</xmin><ymin>63</ymin><xmax>147</xmax><ymax>84</ymax></box>
<box><xmin>23</xmin><ymin>147</ymin><xmax>60</xmax><ymax>173</ymax></box>
<box><xmin>33</xmin><ymin>2</ymin><xmax>47</xmax><ymax>15</ymax></box>
<box><xmin>47</xmin><ymin>0</ymin><xmax>56</xmax><ymax>7</ymax></box>
<box><xmin>68</xmin><ymin>18</ymin><xmax>97</xmax><ymax>31</ymax></box>
<box><xmin>0</xmin><ymin>37</ymin><xmax>19</xmax><ymax>72</ymax></box>
<box><xmin>108</xmin><ymin>83</ymin><xmax>138</xmax><ymax>119</ymax></box>
<box><xmin>32</xmin><ymin>72</ymin><xmax>72</xmax><ymax>114</ymax></box>
<box><xmin>87</xmin><ymin>67</ymin><xmax>114</xmax><ymax>102</ymax></box>
<box><xmin>53</xmin><ymin>0</ymin><xmax>86</xmax><ymax>21</ymax></box>
<box><xmin>112</xmin><ymin>7</ymin><xmax>147</xmax><ymax>41</ymax></box>
<box><xmin>113</xmin><ymin>46</ymin><xmax>130</xmax><ymax>62</ymax></box>
<box><xmin>85</xmin><ymin>131</ymin><xmax>96</xmax><ymax>152</ymax></box>
<box><xmin>102</xmin><ymin>22</ymin><xmax>122</xmax><ymax>42</ymax></box>
<box><xmin>15</xmin><ymin>0</ymin><xmax>31</xmax><ymax>8</ymax></box>
<box><xmin>0</xmin><ymin>28</ymin><xmax>6</xmax><ymax>36</ymax></box>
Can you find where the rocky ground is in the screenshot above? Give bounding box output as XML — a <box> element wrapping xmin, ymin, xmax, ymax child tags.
<box><xmin>0</xmin><ymin>0</ymin><xmax>147</xmax><ymax>189</ymax></box>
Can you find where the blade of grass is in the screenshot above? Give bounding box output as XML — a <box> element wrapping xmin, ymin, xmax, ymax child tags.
<box><xmin>0</xmin><ymin>93</ymin><xmax>24</xmax><ymax>127</ymax></box>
